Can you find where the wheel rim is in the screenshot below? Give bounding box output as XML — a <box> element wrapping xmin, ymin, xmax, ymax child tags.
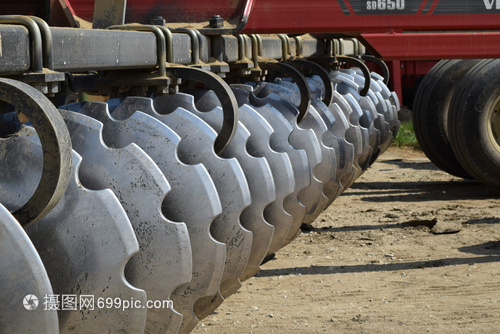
<box><xmin>488</xmin><ymin>96</ymin><xmax>500</xmax><ymax>152</ymax></box>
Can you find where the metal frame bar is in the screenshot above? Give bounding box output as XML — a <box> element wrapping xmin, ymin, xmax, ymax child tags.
<box><xmin>0</xmin><ymin>25</ymin><xmax>362</xmax><ymax>75</ymax></box>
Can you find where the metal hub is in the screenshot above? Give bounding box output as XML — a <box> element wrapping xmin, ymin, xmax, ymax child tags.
<box><xmin>488</xmin><ymin>95</ymin><xmax>500</xmax><ymax>152</ymax></box>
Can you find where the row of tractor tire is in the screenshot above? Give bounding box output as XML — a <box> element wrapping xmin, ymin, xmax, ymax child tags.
<box><xmin>413</xmin><ymin>59</ymin><xmax>500</xmax><ymax>188</ymax></box>
<box><xmin>0</xmin><ymin>67</ymin><xmax>399</xmax><ymax>333</ymax></box>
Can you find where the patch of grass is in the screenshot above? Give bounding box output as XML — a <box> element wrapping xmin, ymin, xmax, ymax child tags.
<box><xmin>393</xmin><ymin>121</ymin><xmax>420</xmax><ymax>148</ymax></box>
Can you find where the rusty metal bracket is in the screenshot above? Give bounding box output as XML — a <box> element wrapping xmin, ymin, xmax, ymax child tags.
<box><xmin>198</xmin><ymin>0</ymin><xmax>255</xmax><ymax>35</ymax></box>
<box><xmin>166</xmin><ymin>66</ymin><xmax>239</xmax><ymax>154</ymax></box>
<box><xmin>0</xmin><ymin>78</ymin><xmax>72</xmax><ymax>226</ymax></box>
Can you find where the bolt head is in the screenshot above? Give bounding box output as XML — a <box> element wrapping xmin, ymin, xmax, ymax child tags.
<box><xmin>209</xmin><ymin>15</ymin><xmax>224</xmax><ymax>28</ymax></box>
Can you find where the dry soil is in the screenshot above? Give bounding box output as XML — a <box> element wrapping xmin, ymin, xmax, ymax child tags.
<box><xmin>193</xmin><ymin>147</ymin><xmax>500</xmax><ymax>334</ymax></box>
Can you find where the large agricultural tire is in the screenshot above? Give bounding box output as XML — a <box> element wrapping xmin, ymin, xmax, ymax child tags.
<box><xmin>448</xmin><ymin>59</ymin><xmax>500</xmax><ymax>188</ymax></box>
<box><xmin>412</xmin><ymin>59</ymin><xmax>480</xmax><ymax>179</ymax></box>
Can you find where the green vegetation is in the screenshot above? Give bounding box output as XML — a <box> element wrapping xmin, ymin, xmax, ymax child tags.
<box><xmin>393</xmin><ymin>121</ymin><xmax>420</xmax><ymax>148</ymax></box>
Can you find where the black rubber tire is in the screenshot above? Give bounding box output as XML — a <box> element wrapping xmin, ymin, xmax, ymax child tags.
<box><xmin>412</xmin><ymin>59</ymin><xmax>481</xmax><ymax>179</ymax></box>
<box><xmin>448</xmin><ymin>59</ymin><xmax>500</xmax><ymax>188</ymax></box>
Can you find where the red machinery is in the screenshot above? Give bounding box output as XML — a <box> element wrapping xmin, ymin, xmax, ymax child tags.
<box><xmin>29</xmin><ymin>0</ymin><xmax>500</xmax><ymax>104</ymax></box>
<box><xmin>245</xmin><ymin>0</ymin><xmax>500</xmax><ymax>107</ymax></box>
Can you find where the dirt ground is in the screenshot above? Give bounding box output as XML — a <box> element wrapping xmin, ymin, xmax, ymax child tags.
<box><xmin>193</xmin><ymin>146</ymin><xmax>500</xmax><ymax>334</ymax></box>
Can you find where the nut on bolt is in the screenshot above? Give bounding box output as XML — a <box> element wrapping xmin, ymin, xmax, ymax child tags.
<box><xmin>209</xmin><ymin>15</ymin><xmax>224</xmax><ymax>28</ymax></box>
<box><xmin>150</xmin><ymin>16</ymin><xmax>166</xmax><ymax>26</ymax></box>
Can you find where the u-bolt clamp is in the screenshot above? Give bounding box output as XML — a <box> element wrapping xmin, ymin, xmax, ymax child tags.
<box><xmin>0</xmin><ymin>15</ymin><xmax>65</xmax><ymax>96</ymax></box>
<box><xmin>171</xmin><ymin>28</ymin><xmax>229</xmax><ymax>76</ymax></box>
<box><xmin>236</xmin><ymin>35</ymin><xmax>247</xmax><ymax>61</ymax></box>
<box><xmin>251</xmin><ymin>33</ymin><xmax>311</xmax><ymax>123</ymax></box>
<box><xmin>232</xmin><ymin>35</ymin><xmax>253</xmax><ymax>70</ymax></box>
<box><xmin>0</xmin><ymin>15</ymin><xmax>44</xmax><ymax>72</ymax></box>
<box><xmin>108</xmin><ymin>24</ymin><xmax>167</xmax><ymax>77</ymax></box>
<box><xmin>277</xmin><ymin>34</ymin><xmax>291</xmax><ymax>61</ymax></box>
<box><xmin>276</xmin><ymin>34</ymin><xmax>334</xmax><ymax>107</ymax></box>
<box><xmin>165</xmin><ymin>66</ymin><xmax>239</xmax><ymax>155</ymax></box>
<box><xmin>170</xmin><ymin>27</ymin><xmax>201</xmax><ymax>65</ymax></box>
<box><xmin>293</xmin><ymin>35</ymin><xmax>304</xmax><ymax>58</ymax></box>
<box><xmin>249</xmin><ymin>34</ymin><xmax>263</xmax><ymax>69</ymax></box>
<box><xmin>29</xmin><ymin>16</ymin><xmax>54</xmax><ymax>70</ymax></box>
<box><xmin>327</xmin><ymin>38</ymin><xmax>371</xmax><ymax>96</ymax></box>
<box><xmin>157</xmin><ymin>26</ymin><xmax>174</xmax><ymax>63</ymax></box>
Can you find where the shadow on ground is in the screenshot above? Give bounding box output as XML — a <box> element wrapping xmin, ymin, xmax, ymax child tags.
<box><xmin>379</xmin><ymin>159</ymin><xmax>438</xmax><ymax>171</ymax></box>
<box><xmin>256</xmin><ymin>253</ymin><xmax>500</xmax><ymax>278</ymax></box>
<box><xmin>346</xmin><ymin>179</ymin><xmax>500</xmax><ymax>202</ymax></box>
